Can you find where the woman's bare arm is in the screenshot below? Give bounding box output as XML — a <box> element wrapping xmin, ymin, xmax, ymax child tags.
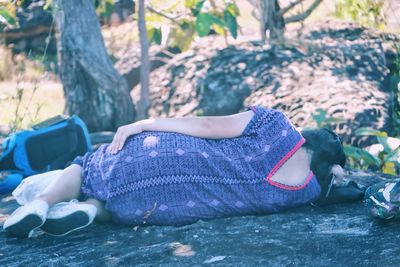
<box><xmin>108</xmin><ymin>110</ymin><xmax>254</xmax><ymax>154</ymax></box>
<box><xmin>138</xmin><ymin>111</ymin><xmax>254</xmax><ymax>139</ymax></box>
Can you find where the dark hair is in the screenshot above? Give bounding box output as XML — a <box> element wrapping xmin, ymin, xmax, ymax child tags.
<box><xmin>301</xmin><ymin>128</ymin><xmax>346</xmax><ymax>198</ymax></box>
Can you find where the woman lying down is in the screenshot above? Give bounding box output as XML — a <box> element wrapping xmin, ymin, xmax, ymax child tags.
<box><xmin>3</xmin><ymin>105</ymin><xmax>346</xmax><ymax>238</ymax></box>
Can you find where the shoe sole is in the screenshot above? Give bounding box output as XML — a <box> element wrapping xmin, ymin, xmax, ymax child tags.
<box><xmin>5</xmin><ymin>214</ymin><xmax>43</xmax><ymax>238</ymax></box>
<box><xmin>41</xmin><ymin>211</ymin><xmax>91</xmax><ymax>236</ymax></box>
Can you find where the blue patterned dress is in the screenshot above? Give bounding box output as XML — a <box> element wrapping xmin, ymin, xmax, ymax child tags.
<box><xmin>73</xmin><ymin>106</ymin><xmax>321</xmax><ymax>226</ymax></box>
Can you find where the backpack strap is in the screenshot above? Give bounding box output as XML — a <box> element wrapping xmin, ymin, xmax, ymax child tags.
<box><xmin>46</xmin><ymin>119</ymin><xmax>79</xmax><ymax>171</ymax></box>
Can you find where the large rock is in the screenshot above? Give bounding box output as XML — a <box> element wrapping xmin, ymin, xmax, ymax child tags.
<box><xmin>133</xmin><ymin>21</ymin><xmax>392</xmax><ymax>147</ymax></box>
<box><xmin>115</xmin><ymin>46</ymin><xmax>180</xmax><ymax>91</ymax></box>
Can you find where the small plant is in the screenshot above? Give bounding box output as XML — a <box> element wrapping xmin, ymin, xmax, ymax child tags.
<box><xmin>334</xmin><ymin>0</ymin><xmax>387</xmax><ymax>30</ymax></box>
<box><xmin>145</xmin><ymin>0</ymin><xmax>240</xmax><ymax>51</ymax></box>
<box><xmin>344</xmin><ymin>127</ymin><xmax>400</xmax><ymax>175</ymax></box>
<box><xmin>7</xmin><ymin>79</ymin><xmax>42</xmax><ymax>134</ymax></box>
<box><xmin>311</xmin><ymin>108</ymin><xmax>345</xmax><ymax>128</ymax></box>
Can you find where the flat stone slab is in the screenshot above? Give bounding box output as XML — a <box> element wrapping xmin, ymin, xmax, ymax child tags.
<box><xmin>1</xmin><ymin>193</ymin><xmax>399</xmax><ymax>266</ymax></box>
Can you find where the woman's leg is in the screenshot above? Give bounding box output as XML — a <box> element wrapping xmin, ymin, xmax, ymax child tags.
<box><xmin>37</xmin><ymin>164</ymin><xmax>83</xmax><ymax>207</ymax></box>
<box><xmin>83</xmin><ymin>198</ymin><xmax>112</xmax><ymax>222</ymax></box>
<box><xmin>4</xmin><ymin>164</ymin><xmax>101</xmax><ymax>238</ymax></box>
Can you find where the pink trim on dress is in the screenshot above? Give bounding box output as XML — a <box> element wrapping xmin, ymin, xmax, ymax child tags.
<box><xmin>266</xmin><ymin>138</ymin><xmax>314</xmax><ymax>190</ymax></box>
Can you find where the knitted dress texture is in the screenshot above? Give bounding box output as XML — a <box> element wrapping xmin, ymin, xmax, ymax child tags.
<box><xmin>74</xmin><ymin>106</ymin><xmax>321</xmax><ymax>226</ymax></box>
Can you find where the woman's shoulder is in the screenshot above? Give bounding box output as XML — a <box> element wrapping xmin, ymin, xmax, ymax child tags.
<box><xmin>241</xmin><ymin>105</ymin><xmax>293</xmax><ymax>137</ymax></box>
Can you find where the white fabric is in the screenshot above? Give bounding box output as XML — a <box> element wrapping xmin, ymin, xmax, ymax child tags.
<box><xmin>12</xmin><ymin>170</ymin><xmax>63</xmax><ymax>205</ymax></box>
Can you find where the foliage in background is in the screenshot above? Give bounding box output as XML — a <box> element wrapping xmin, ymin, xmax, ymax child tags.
<box><xmin>310</xmin><ymin>109</ymin><xmax>400</xmax><ymax>175</ymax></box>
<box><xmin>146</xmin><ymin>0</ymin><xmax>239</xmax><ymax>51</ymax></box>
<box><xmin>0</xmin><ymin>0</ymin><xmax>57</xmax><ymax>133</ymax></box>
<box><xmin>0</xmin><ymin>0</ymin><xmax>125</xmax><ymax>30</ymax></box>
<box><xmin>0</xmin><ymin>1</ymin><xmax>17</xmax><ymax>31</ymax></box>
<box><xmin>8</xmin><ymin>82</ymin><xmax>42</xmax><ymax>133</ymax></box>
<box><xmin>394</xmin><ymin>41</ymin><xmax>400</xmax><ymax>76</ymax></box>
<box><xmin>95</xmin><ymin>0</ymin><xmax>115</xmax><ymax>21</ymax></box>
<box><xmin>311</xmin><ymin>108</ymin><xmax>345</xmax><ymax>128</ymax></box>
<box><xmin>334</xmin><ymin>0</ymin><xmax>387</xmax><ymax>30</ymax></box>
<box><xmin>344</xmin><ymin>128</ymin><xmax>400</xmax><ymax>175</ymax></box>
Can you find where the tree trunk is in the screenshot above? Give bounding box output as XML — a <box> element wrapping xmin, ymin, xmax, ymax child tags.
<box><xmin>54</xmin><ymin>0</ymin><xmax>135</xmax><ymax>132</ymax></box>
<box><xmin>136</xmin><ymin>0</ymin><xmax>150</xmax><ymax>120</ymax></box>
<box><xmin>260</xmin><ymin>0</ymin><xmax>285</xmax><ymax>42</ymax></box>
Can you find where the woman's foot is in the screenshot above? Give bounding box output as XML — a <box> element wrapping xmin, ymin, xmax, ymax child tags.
<box><xmin>3</xmin><ymin>199</ymin><xmax>49</xmax><ymax>238</ymax></box>
<box><xmin>40</xmin><ymin>200</ymin><xmax>97</xmax><ymax>236</ymax></box>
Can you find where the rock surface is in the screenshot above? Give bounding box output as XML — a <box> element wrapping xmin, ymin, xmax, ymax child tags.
<box><xmin>0</xmin><ymin>171</ymin><xmax>399</xmax><ymax>266</ymax></box>
<box><xmin>131</xmin><ymin>21</ymin><xmax>392</xmax><ymax>147</ymax></box>
<box><xmin>1</xmin><ymin>172</ymin><xmax>400</xmax><ymax>266</ymax></box>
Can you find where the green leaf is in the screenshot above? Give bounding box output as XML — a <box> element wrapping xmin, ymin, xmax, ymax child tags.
<box><xmin>169</xmin><ymin>25</ymin><xmax>195</xmax><ymax>51</ymax></box>
<box><xmin>343</xmin><ymin>145</ymin><xmax>381</xmax><ymax>167</ymax></box>
<box><xmin>195</xmin><ymin>13</ymin><xmax>212</xmax><ymax>37</ymax></box>
<box><xmin>0</xmin><ymin>7</ymin><xmax>16</xmax><ymax>26</ymax></box>
<box><xmin>153</xmin><ymin>28</ymin><xmax>162</xmax><ymax>45</ymax></box>
<box><xmin>185</xmin><ymin>0</ymin><xmax>199</xmax><ymax>8</ymax></box>
<box><xmin>210</xmin><ymin>14</ymin><xmax>225</xmax><ymax>27</ymax></box>
<box><xmin>311</xmin><ymin>108</ymin><xmax>327</xmax><ymax>128</ymax></box>
<box><xmin>355</xmin><ymin>127</ymin><xmax>388</xmax><ymax>137</ymax></box>
<box><xmin>224</xmin><ymin>10</ymin><xmax>237</xmax><ymax>39</ymax></box>
<box><xmin>103</xmin><ymin>2</ymin><xmax>114</xmax><ymax>19</ymax></box>
<box><xmin>190</xmin><ymin>0</ymin><xmax>205</xmax><ymax>16</ymax></box>
<box><xmin>146</xmin><ymin>12</ymin><xmax>170</xmax><ymax>29</ymax></box>
<box><xmin>147</xmin><ymin>28</ymin><xmax>155</xmax><ymax>43</ymax></box>
<box><xmin>213</xmin><ymin>23</ymin><xmax>225</xmax><ymax>35</ymax></box>
<box><xmin>226</xmin><ymin>2</ymin><xmax>240</xmax><ymax>16</ymax></box>
<box><xmin>147</xmin><ymin>27</ymin><xmax>162</xmax><ymax>45</ymax></box>
<box><xmin>384</xmin><ymin>145</ymin><xmax>400</xmax><ymax>162</ymax></box>
<box><xmin>210</xmin><ymin>14</ymin><xmax>225</xmax><ymax>36</ymax></box>
<box><xmin>195</xmin><ymin>0</ymin><xmax>205</xmax><ymax>12</ymax></box>
<box><xmin>180</xmin><ymin>21</ymin><xmax>191</xmax><ymax>30</ymax></box>
<box><xmin>382</xmin><ymin>161</ymin><xmax>396</xmax><ymax>175</ymax></box>
<box><xmin>377</xmin><ymin>136</ymin><xmax>391</xmax><ymax>154</ymax></box>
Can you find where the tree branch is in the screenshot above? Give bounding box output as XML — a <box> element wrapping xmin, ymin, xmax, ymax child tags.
<box><xmin>284</xmin><ymin>0</ymin><xmax>323</xmax><ymax>24</ymax></box>
<box><xmin>146</xmin><ymin>6</ymin><xmax>181</xmax><ymax>26</ymax></box>
<box><xmin>279</xmin><ymin>0</ymin><xmax>305</xmax><ymax>16</ymax></box>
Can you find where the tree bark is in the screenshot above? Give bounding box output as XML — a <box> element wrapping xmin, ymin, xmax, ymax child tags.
<box><xmin>284</xmin><ymin>0</ymin><xmax>323</xmax><ymax>24</ymax></box>
<box><xmin>250</xmin><ymin>0</ymin><xmax>324</xmax><ymax>43</ymax></box>
<box><xmin>136</xmin><ymin>0</ymin><xmax>150</xmax><ymax>120</ymax></box>
<box><xmin>251</xmin><ymin>0</ymin><xmax>285</xmax><ymax>42</ymax></box>
<box><xmin>54</xmin><ymin>0</ymin><xmax>135</xmax><ymax>132</ymax></box>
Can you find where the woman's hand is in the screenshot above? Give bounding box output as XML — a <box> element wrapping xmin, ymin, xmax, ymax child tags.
<box><xmin>331</xmin><ymin>164</ymin><xmax>345</xmax><ymax>185</ymax></box>
<box><xmin>109</xmin><ymin>123</ymin><xmax>142</xmax><ymax>154</ymax></box>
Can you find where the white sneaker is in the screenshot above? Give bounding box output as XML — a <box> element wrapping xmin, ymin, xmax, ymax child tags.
<box><xmin>41</xmin><ymin>200</ymin><xmax>97</xmax><ymax>236</ymax></box>
<box><xmin>3</xmin><ymin>199</ymin><xmax>49</xmax><ymax>238</ymax></box>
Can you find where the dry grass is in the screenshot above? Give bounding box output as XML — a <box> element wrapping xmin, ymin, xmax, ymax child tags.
<box><xmin>0</xmin><ymin>81</ymin><xmax>64</xmax><ymax>131</ymax></box>
<box><xmin>0</xmin><ymin>47</ymin><xmax>14</xmax><ymax>82</ymax></box>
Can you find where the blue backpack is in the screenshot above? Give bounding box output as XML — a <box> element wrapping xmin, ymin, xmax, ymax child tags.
<box><xmin>0</xmin><ymin>115</ymin><xmax>92</xmax><ymax>193</ymax></box>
